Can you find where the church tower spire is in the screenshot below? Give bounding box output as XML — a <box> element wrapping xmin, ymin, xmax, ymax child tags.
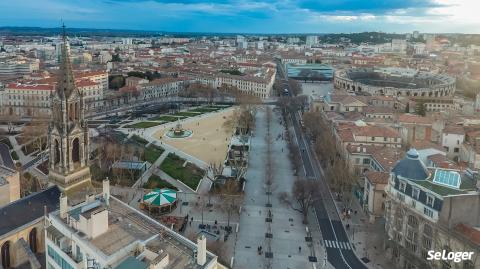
<box><xmin>48</xmin><ymin>24</ymin><xmax>92</xmax><ymax>194</ymax></box>
<box><xmin>56</xmin><ymin>23</ymin><xmax>77</xmax><ymax>100</ymax></box>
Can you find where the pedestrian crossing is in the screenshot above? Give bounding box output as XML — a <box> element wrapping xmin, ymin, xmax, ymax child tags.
<box><xmin>324</xmin><ymin>240</ymin><xmax>353</xmax><ymax>250</ymax></box>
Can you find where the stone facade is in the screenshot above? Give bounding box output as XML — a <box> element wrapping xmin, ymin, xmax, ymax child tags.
<box><xmin>47</xmin><ymin>34</ymin><xmax>92</xmax><ymax>193</ymax></box>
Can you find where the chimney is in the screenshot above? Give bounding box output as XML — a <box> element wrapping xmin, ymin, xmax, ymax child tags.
<box><xmin>103</xmin><ymin>178</ymin><xmax>110</xmax><ymax>206</ymax></box>
<box><xmin>60</xmin><ymin>193</ymin><xmax>68</xmax><ymax>219</ymax></box>
<box><xmin>196</xmin><ymin>235</ymin><xmax>207</xmax><ymax>266</ymax></box>
<box><xmin>356</xmin><ymin>146</ymin><xmax>360</xmax><ymax>152</ymax></box>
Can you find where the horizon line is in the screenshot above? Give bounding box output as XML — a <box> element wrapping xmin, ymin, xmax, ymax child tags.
<box><xmin>0</xmin><ymin>25</ymin><xmax>475</xmax><ymax>36</ymax></box>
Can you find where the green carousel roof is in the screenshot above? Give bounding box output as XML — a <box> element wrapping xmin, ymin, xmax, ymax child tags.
<box><xmin>143</xmin><ymin>188</ymin><xmax>177</xmax><ymax>206</ymax></box>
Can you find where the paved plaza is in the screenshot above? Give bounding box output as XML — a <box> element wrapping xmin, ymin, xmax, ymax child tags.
<box><xmin>233</xmin><ymin>106</ymin><xmax>322</xmax><ymax>269</ymax></box>
<box><xmin>152</xmin><ymin>108</ymin><xmax>236</xmax><ymax>164</ymax></box>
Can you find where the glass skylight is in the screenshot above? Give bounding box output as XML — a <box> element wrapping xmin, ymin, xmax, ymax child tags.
<box><xmin>432</xmin><ymin>169</ymin><xmax>461</xmax><ymax>189</ymax></box>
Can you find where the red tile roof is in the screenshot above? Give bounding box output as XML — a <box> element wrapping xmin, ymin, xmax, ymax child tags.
<box><xmin>398</xmin><ymin>114</ymin><xmax>433</xmax><ymax>125</ymax></box>
<box><xmin>411</xmin><ymin>140</ymin><xmax>444</xmax><ymax>151</ymax></box>
<box><xmin>75</xmin><ymin>70</ymin><xmax>107</xmax><ymax>78</ymax></box>
<box><xmin>443</xmin><ymin>125</ymin><xmax>465</xmax><ymax>135</ymax></box>
<box><xmin>365</xmin><ymin>171</ymin><xmax>389</xmax><ymax>185</ymax></box>
<box><xmin>6</xmin><ymin>83</ymin><xmax>54</xmax><ymax>91</ymax></box>
<box><xmin>76</xmin><ymin>80</ymin><xmax>99</xmax><ymax>87</ymax></box>
<box><xmin>354</xmin><ymin>126</ymin><xmax>400</xmax><ymax>138</ymax></box>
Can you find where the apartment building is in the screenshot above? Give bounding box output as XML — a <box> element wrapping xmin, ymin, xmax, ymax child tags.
<box><xmin>2</xmin><ymin>80</ymin><xmax>103</xmax><ymax>116</ymax></box>
<box><xmin>45</xmin><ymin>180</ymin><xmax>225</xmax><ymax>269</ymax></box>
<box><xmin>75</xmin><ymin>70</ymin><xmax>109</xmax><ymax>91</ymax></box>
<box><xmin>441</xmin><ymin>125</ymin><xmax>465</xmax><ymax>161</ymax></box>
<box><xmin>346</xmin><ymin>144</ymin><xmax>403</xmax><ymax>220</ymax></box>
<box><xmin>384</xmin><ymin>149</ymin><xmax>480</xmax><ymax>269</ymax></box>
<box><xmin>0</xmin><ymin>59</ymin><xmax>40</xmax><ymax>78</ymax></box>
<box><xmin>216</xmin><ymin>68</ymin><xmax>275</xmax><ymax>99</ymax></box>
<box><xmin>460</xmin><ymin>130</ymin><xmax>480</xmax><ymax>169</ymax></box>
<box><xmin>336</xmin><ymin>122</ymin><xmax>402</xmax><ymax>150</ymax></box>
<box><xmin>139</xmin><ymin>77</ymin><xmax>187</xmax><ymax>100</ymax></box>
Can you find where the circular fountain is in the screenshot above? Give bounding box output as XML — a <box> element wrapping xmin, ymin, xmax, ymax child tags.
<box><xmin>165</xmin><ymin>121</ymin><xmax>193</xmax><ymax>138</ymax></box>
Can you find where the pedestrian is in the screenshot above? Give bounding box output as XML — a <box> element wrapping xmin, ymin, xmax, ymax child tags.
<box><xmin>298</xmin><ymin>246</ymin><xmax>301</xmax><ymax>253</ymax></box>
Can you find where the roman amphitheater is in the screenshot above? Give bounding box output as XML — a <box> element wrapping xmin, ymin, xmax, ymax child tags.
<box><xmin>334</xmin><ymin>67</ymin><xmax>455</xmax><ymax>97</ymax></box>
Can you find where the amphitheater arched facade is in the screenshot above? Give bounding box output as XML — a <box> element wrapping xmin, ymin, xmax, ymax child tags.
<box><xmin>333</xmin><ymin>69</ymin><xmax>456</xmax><ymax>98</ymax></box>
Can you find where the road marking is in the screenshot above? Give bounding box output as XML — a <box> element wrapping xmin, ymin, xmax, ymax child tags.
<box><xmin>324</xmin><ymin>240</ymin><xmax>352</xmax><ymax>250</ymax></box>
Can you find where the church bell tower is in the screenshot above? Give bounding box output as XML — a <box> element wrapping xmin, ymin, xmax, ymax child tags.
<box><xmin>48</xmin><ymin>25</ymin><xmax>92</xmax><ymax>193</ymax></box>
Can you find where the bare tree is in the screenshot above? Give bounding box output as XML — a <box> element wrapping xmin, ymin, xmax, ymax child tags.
<box><xmin>208</xmin><ymin>161</ymin><xmax>224</xmax><ymax>178</ymax></box>
<box><xmin>193</xmin><ymin>194</ymin><xmax>208</xmax><ymax>226</ymax></box>
<box><xmin>222</xmin><ymin>107</ymin><xmax>256</xmax><ymax>136</ymax></box>
<box><xmin>0</xmin><ymin>114</ymin><xmax>20</xmax><ymax>134</ymax></box>
<box><xmin>288</xmin><ymin>79</ymin><xmax>302</xmax><ymax>96</ymax></box>
<box><xmin>217</xmin><ymin>181</ymin><xmax>243</xmax><ymax>229</ymax></box>
<box><xmin>279</xmin><ymin>178</ymin><xmax>321</xmax><ymax>224</ymax></box>
<box><xmin>23</xmin><ymin>115</ymin><xmax>48</xmax><ymax>156</ymax></box>
<box><xmin>180</xmin><ymin>82</ymin><xmax>218</xmax><ymax>103</ymax></box>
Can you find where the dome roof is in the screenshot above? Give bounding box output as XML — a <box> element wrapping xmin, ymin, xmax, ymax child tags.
<box><xmin>392</xmin><ymin>148</ymin><xmax>429</xmax><ymax>181</ymax></box>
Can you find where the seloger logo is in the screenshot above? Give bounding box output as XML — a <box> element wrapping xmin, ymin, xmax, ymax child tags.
<box><xmin>427</xmin><ymin>250</ymin><xmax>475</xmax><ymax>263</ymax></box>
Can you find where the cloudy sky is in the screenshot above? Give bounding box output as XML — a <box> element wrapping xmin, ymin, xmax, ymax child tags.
<box><xmin>0</xmin><ymin>0</ymin><xmax>479</xmax><ymax>33</ymax></box>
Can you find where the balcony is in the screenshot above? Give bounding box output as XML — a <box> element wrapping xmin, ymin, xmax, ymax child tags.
<box><xmin>46</xmin><ymin>226</ymin><xmax>83</xmax><ymax>266</ymax></box>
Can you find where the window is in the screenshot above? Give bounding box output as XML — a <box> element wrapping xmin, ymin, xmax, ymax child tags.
<box><xmin>407</xmin><ymin>215</ymin><xmax>419</xmax><ymax>228</ymax></box>
<box><xmin>424</xmin><ymin>207</ymin><xmax>434</xmax><ymax>218</ymax></box>
<box><xmin>48</xmin><ymin>246</ymin><xmax>74</xmax><ymax>269</ymax></box>
<box><xmin>363</xmin><ymin>158</ymin><xmax>370</xmax><ymax>165</ymax></box>
<box><xmin>426</xmin><ymin>195</ymin><xmax>434</xmax><ymax>207</ymax></box>
<box><xmin>463</xmin><ymin>261</ymin><xmax>474</xmax><ymax>269</ymax></box>
<box><xmin>399</xmin><ymin>181</ymin><xmax>407</xmax><ymax>192</ymax></box>
<box><xmin>412</xmin><ymin>188</ymin><xmax>420</xmax><ymax>200</ymax></box>
<box><xmin>422</xmin><ymin>236</ymin><xmax>432</xmax><ymax>249</ymax></box>
<box><xmin>371</xmin><ymin>136</ymin><xmax>375</xmax><ymax>141</ymax></box>
<box><xmin>405</xmin><ymin>240</ymin><xmax>417</xmax><ymax>253</ymax></box>
<box><xmin>423</xmin><ymin>224</ymin><xmax>433</xmax><ymax>237</ymax></box>
<box><xmin>355</xmin><ymin>158</ymin><xmax>360</xmax><ymax>164</ymax></box>
<box><xmin>396</xmin><ymin>192</ymin><xmax>405</xmax><ymax>202</ymax></box>
<box><xmin>454</xmin><ymin>147</ymin><xmax>459</xmax><ymax>153</ymax></box>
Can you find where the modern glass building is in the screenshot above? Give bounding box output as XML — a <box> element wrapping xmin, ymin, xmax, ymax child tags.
<box><xmin>286</xmin><ymin>63</ymin><xmax>334</xmax><ymax>81</ymax></box>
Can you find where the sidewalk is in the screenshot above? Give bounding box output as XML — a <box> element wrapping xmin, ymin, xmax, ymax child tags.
<box><xmin>132</xmin><ymin>150</ymin><xmax>169</xmax><ymax>188</ymax></box>
<box><xmin>334</xmin><ymin>196</ymin><xmax>398</xmax><ymax>269</ymax></box>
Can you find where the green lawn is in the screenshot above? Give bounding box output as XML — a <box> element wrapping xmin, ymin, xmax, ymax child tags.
<box><xmin>189</xmin><ymin>107</ymin><xmax>220</xmax><ymax>113</ymax></box>
<box><xmin>130</xmin><ymin>135</ymin><xmax>149</xmax><ymax>145</ymax></box>
<box><xmin>152</xmin><ymin>115</ymin><xmax>186</xmax><ymax>122</ymax></box>
<box><xmin>144</xmin><ymin>144</ymin><xmax>165</xmax><ymax>163</ymax></box>
<box><xmin>210</xmin><ymin>105</ymin><xmax>231</xmax><ymax>109</ymax></box>
<box><xmin>144</xmin><ymin>174</ymin><xmax>178</xmax><ymax>190</ymax></box>
<box><xmin>124</xmin><ymin>121</ymin><xmax>162</xmax><ymax>129</ymax></box>
<box><xmin>160</xmin><ymin>153</ymin><xmax>204</xmax><ymax>190</ymax></box>
<box><xmin>173</xmin><ymin>111</ymin><xmax>202</xmax><ymax>117</ymax></box>
<box><xmin>11</xmin><ymin>151</ymin><xmax>18</xmax><ymax>160</ymax></box>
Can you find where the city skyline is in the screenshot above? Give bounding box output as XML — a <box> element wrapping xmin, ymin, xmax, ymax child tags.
<box><xmin>0</xmin><ymin>0</ymin><xmax>479</xmax><ymax>34</ymax></box>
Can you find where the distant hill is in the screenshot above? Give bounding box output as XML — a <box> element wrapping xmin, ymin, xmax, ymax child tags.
<box><xmin>0</xmin><ymin>26</ymin><xmax>165</xmax><ymax>37</ymax></box>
